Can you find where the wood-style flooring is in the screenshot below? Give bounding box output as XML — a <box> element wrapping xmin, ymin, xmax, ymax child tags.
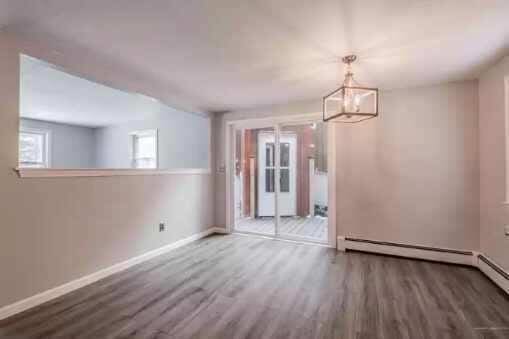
<box><xmin>235</xmin><ymin>216</ymin><xmax>328</xmax><ymax>242</ymax></box>
<box><xmin>0</xmin><ymin>234</ymin><xmax>508</xmax><ymax>339</ymax></box>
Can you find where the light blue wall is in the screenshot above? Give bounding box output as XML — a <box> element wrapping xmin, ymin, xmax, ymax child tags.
<box><xmin>21</xmin><ymin>108</ymin><xmax>210</xmax><ymax>170</ymax></box>
<box><xmin>95</xmin><ymin>108</ymin><xmax>210</xmax><ymax>169</ymax></box>
<box><xmin>20</xmin><ymin>118</ymin><xmax>96</xmax><ymax>168</ymax></box>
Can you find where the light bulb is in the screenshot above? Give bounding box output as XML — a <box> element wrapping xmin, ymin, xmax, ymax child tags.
<box><xmin>344</xmin><ymin>90</ymin><xmax>351</xmax><ymax>110</ymax></box>
<box><xmin>354</xmin><ymin>94</ymin><xmax>361</xmax><ymax>106</ymax></box>
<box><xmin>354</xmin><ymin>94</ymin><xmax>361</xmax><ymax>112</ymax></box>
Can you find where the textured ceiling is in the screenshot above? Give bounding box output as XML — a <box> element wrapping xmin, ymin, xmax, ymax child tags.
<box><xmin>2</xmin><ymin>0</ymin><xmax>509</xmax><ymax>112</ymax></box>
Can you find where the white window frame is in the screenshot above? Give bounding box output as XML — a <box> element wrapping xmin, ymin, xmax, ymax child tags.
<box><xmin>130</xmin><ymin>129</ymin><xmax>158</xmax><ymax>169</ymax></box>
<box><xmin>19</xmin><ymin>127</ymin><xmax>51</xmax><ymax>168</ymax></box>
<box><xmin>505</xmin><ymin>76</ymin><xmax>509</xmax><ymax>204</ymax></box>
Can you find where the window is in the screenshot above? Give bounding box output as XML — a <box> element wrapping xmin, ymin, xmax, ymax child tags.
<box><xmin>265</xmin><ymin>142</ymin><xmax>275</xmax><ymax>192</ymax></box>
<box><xmin>279</xmin><ymin>143</ymin><xmax>290</xmax><ymax>193</ymax></box>
<box><xmin>264</xmin><ymin>142</ymin><xmax>290</xmax><ymax>193</ymax></box>
<box><xmin>19</xmin><ymin>128</ymin><xmax>50</xmax><ymax>168</ymax></box>
<box><xmin>131</xmin><ymin>129</ymin><xmax>158</xmax><ymax>169</ymax></box>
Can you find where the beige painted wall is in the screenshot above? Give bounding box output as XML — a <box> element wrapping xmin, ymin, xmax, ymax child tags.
<box><xmin>337</xmin><ymin>82</ymin><xmax>479</xmax><ymax>250</ymax></box>
<box><xmin>0</xmin><ymin>33</ymin><xmax>215</xmax><ymax>308</ymax></box>
<box><xmin>215</xmin><ymin>81</ymin><xmax>480</xmax><ymax>251</ymax></box>
<box><xmin>0</xmin><ymin>28</ymin><xmax>488</xmax><ymax>310</ymax></box>
<box><xmin>479</xmin><ymin>56</ymin><xmax>509</xmax><ymax>271</ymax></box>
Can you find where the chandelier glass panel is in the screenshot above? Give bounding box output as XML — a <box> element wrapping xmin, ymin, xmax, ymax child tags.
<box><xmin>323</xmin><ymin>55</ymin><xmax>379</xmax><ymax>123</ymax></box>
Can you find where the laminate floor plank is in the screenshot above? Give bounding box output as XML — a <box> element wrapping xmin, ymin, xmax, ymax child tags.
<box><xmin>1</xmin><ymin>234</ymin><xmax>508</xmax><ymax>339</ymax></box>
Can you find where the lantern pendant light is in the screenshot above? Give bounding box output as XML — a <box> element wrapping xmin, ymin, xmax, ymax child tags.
<box><xmin>323</xmin><ymin>55</ymin><xmax>379</xmax><ymax>123</ymax></box>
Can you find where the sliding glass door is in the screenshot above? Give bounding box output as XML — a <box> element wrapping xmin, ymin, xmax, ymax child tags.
<box><xmin>277</xmin><ymin>122</ymin><xmax>328</xmax><ymax>243</ymax></box>
<box><xmin>233</xmin><ymin>121</ymin><xmax>328</xmax><ymax>244</ymax></box>
<box><xmin>234</xmin><ymin>127</ymin><xmax>276</xmax><ymax>236</ymax></box>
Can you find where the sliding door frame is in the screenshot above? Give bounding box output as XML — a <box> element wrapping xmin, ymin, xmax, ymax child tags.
<box><xmin>225</xmin><ymin>113</ymin><xmax>337</xmax><ymax>248</ymax></box>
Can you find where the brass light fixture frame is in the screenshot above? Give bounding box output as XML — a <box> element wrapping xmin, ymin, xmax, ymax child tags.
<box><xmin>323</xmin><ymin>55</ymin><xmax>379</xmax><ymax>123</ymax></box>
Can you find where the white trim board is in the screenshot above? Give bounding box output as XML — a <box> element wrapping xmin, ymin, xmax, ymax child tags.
<box><xmin>504</xmin><ymin>75</ymin><xmax>509</xmax><ymax>203</ymax></box>
<box><xmin>0</xmin><ymin>227</ymin><xmax>221</xmax><ymax>321</ymax></box>
<box><xmin>14</xmin><ymin>167</ymin><xmax>211</xmax><ymax>178</ymax></box>
<box><xmin>211</xmin><ymin>227</ymin><xmax>228</xmax><ymax>234</ymax></box>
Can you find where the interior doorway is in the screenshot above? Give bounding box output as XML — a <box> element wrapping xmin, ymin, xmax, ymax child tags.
<box><xmin>231</xmin><ymin>118</ymin><xmax>331</xmax><ymax>245</ymax></box>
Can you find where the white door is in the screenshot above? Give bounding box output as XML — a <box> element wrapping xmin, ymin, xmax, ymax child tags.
<box><xmin>258</xmin><ymin>132</ymin><xmax>297</xmax><ymax>217</ymax></box>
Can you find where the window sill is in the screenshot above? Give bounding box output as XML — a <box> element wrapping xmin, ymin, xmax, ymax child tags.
<box><xmin>502</xmin><ymin>201</ymin><xmax>509</xmax><ymax>206</ymax></box>
<box><xmin>14</xmin><ymin>168</ymin><xmax>211</xmax><ymax>178</ymax></box>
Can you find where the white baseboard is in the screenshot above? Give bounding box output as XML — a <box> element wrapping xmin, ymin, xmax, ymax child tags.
<box><xmin>211</xmin><ymin>227</ymin><xmax>228</xmax><ymax>234</ymax></box>
<box><xmin>337</xmin><ymin>236</ymin><xmax>346</xmax><ymax>252</ymax></box>
<box><xmin>338</xmin><ymin>236</ymin><xmax>476</xmax><ymax>266</ymax></box>
<box><xmin>0</xmin><ymin>227</ymin><xmax>220</xmax><ymax>321</ymax></box>
<box><xmin>477</xmin><ymin>254</ymin><xmax>509</xmax><ymax>295</ymax></box>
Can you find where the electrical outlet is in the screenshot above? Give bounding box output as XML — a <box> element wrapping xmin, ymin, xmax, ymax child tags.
<box><xmin>505</xmin><ymin>225</ymin><xmax>509</xmax><ymax>236</ymax></box>
<box><xmin>159</xmin><ymin>223</ymin><xmax>165</xmax><ymax>232</ymax></box>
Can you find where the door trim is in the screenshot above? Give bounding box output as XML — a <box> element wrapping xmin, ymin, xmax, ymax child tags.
<box><xmin>225</xmin><ymin>113</ymin><xmax>337</xmax><ymax>248</ymax></box>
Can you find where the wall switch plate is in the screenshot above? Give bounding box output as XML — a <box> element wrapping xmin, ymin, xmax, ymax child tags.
<box><xmin>505</xmin><ymin>225</ymin><xmax>509</xmax><ymax>236</ymax></box>
<box><xmin>159</xmin><ymin>223</ymin><xmax>165</xmax><ymax>232</ymax></box>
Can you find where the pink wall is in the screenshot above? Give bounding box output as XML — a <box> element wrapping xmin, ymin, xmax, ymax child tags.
<box><xmin>479</xmin><ymin>56</ymin><xmax>509</xmax><ymax>271</ymax></box>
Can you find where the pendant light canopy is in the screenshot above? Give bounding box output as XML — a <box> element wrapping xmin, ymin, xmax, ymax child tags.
<box><xmin>323</xmin><ymin>55</ymin><xmax>379</xmax><ymax>123</ymax></box>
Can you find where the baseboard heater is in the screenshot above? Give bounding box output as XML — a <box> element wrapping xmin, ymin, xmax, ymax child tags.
<box><xmin>343</xmin><ymin>236</ymin><xmax>474</xmax><ymax>265</ymax></box>
<box><xmin>344</xmin><ymin>237</ymin><xmax>473</xmax><ymax>256</ymax></box>
<box><xmin>478</xmin><ymin>254</ymin><xmax>509</xmax><ymax>294</ymax></box>
<box><xmin>340</xmin><ymin>236</ymin><xmax>509</xmax><ymax>295</ymax></box>
<box><xmin>479</xmin><ymin>254</ymin><xmax>509</xmax><ymax>280</ymax></box>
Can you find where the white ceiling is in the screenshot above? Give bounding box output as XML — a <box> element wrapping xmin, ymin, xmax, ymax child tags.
<box><xmin>21</xmin><ymin>55</ymin><xmax>168</xmax><ymax>127</ymax></box>
<box><xmin>3</xmin><ymin>0</ymin><xmax>509</xmax><ymax>112</ymax></box>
